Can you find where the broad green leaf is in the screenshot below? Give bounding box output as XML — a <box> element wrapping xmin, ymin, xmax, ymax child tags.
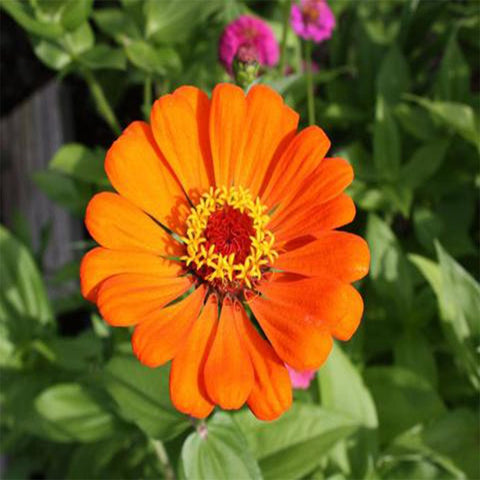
<box><xmin>319</xmin><ymin>343</ymin><xmax>377</xmax><ymax>429</ymax></box>
<box><xmin>364</xmin><ymin>367</ymin><xmax>445</xmax><ymax>444</ymax></box>
<box><xmin>48</xmin><ymin>330</ymin><xmax>102</xmax><ymax>372</ymax></box>
<box><xmin>318</xmin><ymin>343</ymin><xmax>379</xmax><ymax>479</ymax></box>
<box><xmin>400</xmin><ymin>140</ymin><xmax>449</xmax><ymax>190</ymax></box>
<box><xmin>62</xmin><ymin>22</ymin><xmax>94</xmax><ymax>55</ymax></box>
<box><xmin>434</xmin><ymin>34</ymin><xmax>470</xmax><ymax>103</ymax></box>
<box><xmin>377</xmin><ymin>45</ymin><xmax>411</xmax><ymax>104</ymax></box>
<box><xmin>34</xmin><ymin>383</ymin><xmax>116</xmax><ymax>443</ymax></box>
<box><xmin>0</xmin><ymin>226</ymin><xmax>52</xmax><ymax>326</ymax></box>
<box><xmin>373</xmin><ymin>96</ymin><xmax>401</xmax><ymax>180</ymax></box>
<box><xmin>33</xmin><ymin>170</ymin><xmax>91</xmax><ymax>216</ymax></box>
<box><xmin>408</xmin><ymin>95</ymin><xmax>480</xmax><ymax>151</ymax></box>
<box><xmin>59</xmin><ymin>0</ymin><xmax>94</xmax><ymax>31</ymax></box>
<box><xmin>92</xmin><ymin>8</ymin><xmax>141</xmax><ymax>44</ymax></box>
<box><xmin>1</xmin><ymin>0</ymin><xmax>63</xmax><ymax>39</ymax></box>
<box><xmin>78</xmin><ymin>44</ymin><xmax>127</xmax><ymax>70</ymax></box>
<box><xmin>33</xmin><ymin>39</ymin><xmax>71</xmax><ymax>70</ymax></box>
<box><xmin>144</xmin><ymin>0</ymin><xmax>220</xmax><ymax>44</ymax></box>
<box><xmin>234</xmin><ymin>403</ymin><xmax>359</xmax><ymax>480</ymax></box>
<box><xmin>366</xmin><ymin>214</ymin><xmax>413</xmax><ymax>319</ymax></box>
<box><xmin>103</xmin><ymin>354</ymin><xmax>189</xmax><ymax>440</ymax></box>
<box><xmin>394</xmin><ymin>331</ymin><xmax>438</xmax><ymax>387</ymax></box>
<box><xmin>395</xmin><ymin>103</ymin><xmax>438</xmax><ymax>141</ymax></box>
<box><xmin>181</xmin><ymin>413</ymin><xmax>261</xmax><ymax>480</ymax></box>
<box><xmin>49</xmin><ymin>143</ymin><xmax>108</xmax><ymax>185</ymax></box>
<box><xmin>125</xmin><ymin>41</ymin><xmax>181</xmax><ymax>75</ymax></box>
<box><xmin>386</xmin><ymin>409</ymin><xmax>479</xmax><ymax>479</ymax></box>
<box><xmin>410</xmin><ymin>246</ymin><xmax>480</xmax><ymax>390</ymax></box>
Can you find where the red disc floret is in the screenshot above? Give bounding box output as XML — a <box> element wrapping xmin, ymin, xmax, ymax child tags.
<box><xmin>204</xmin><ymin>205</ymin><xmax>255</xmax><ymax>263</ymax></box>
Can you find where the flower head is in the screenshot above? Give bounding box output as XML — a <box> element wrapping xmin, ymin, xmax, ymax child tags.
<box><xmin>81</xmin><ymin>83</ymin><xmax>370</xmax><ymax>421</ymax></box>
<box><xmin>291</xmin><ymin>0</ymin><xmax>336</xmax><ymax>43</ymax></box>
<box><xmin>219</xmin><ymin>15</ymin><xmax>279</xmax><ymax>74</ymax></box>
<box><xmin>286</xmin><ymin>365</ymin><xmax>316</xmax><ymax>389</ymax></box>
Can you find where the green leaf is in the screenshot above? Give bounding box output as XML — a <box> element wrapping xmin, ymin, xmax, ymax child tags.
<box><xmin>366</xmin><ymin>214</ymin><xmax>413</xmax><ymax>319</ymax></box>
<box><xmin>386</xmin><ymin>409</ymin><xmax>479</xmax><ymax>479</ymax></box>
<box><xmin>33</xmin><ymin>39</ymin><xmax>72</xmax><ymax>70</ymax></box>
<box><xmin>0</xmin><ymin>226</ymin><xmax>52</xmax><ymax>326</ymax></box>
<box><xmin>181</xmin><ymin>413</ymin><xmax>262</xmax><ymax>480</ymax></box>
<box><xmin>434</xmin><ymin>34</ymin><xmax>470</xmax><ymax>103</ymax></box>
<box><xmin>62</xmin><ymin>22</ymin><xmax>94</xmax><ymax>55</ymax></box>
<box><xmin>103</xmin><ymin>354</ymin><xmax>190</xmax><ymax>440</ymax></box>
<box><xmin>33</xmin><ymin>170</ymin><xmax>91</xmax><ymax>216</ymax></box>
<box><xmin>318</xmin><ymin>343</ymin><xmax>379</xmax><ymax>479</ymax></box>
<box><xmin>373</xmin><ymin>96</ymin><xmax>401</xmax><ymax>180</ymax></box>
<box><xmin>394</xmin><ymin>332</ymin><xmax>438</xmax><ymax>387</ymax></box>
<box><xmin>409</xmin><ymin>246</ymin><xmax>480</xmax><ymax>390</ymax></box>
<box><xmin>319</xmin><ymin>343</ymin><xmax>378</xmax><ymax>429</ymax></box>
<box><xmin>395</xmin><ymin>103</ymin><xmax>438</xmax><ymax>141</ymax></box>
<box><xmin>78</xmin><ymin>44</ymin><xmax>127</xmax><ymax>70</ymax></box>
<box><xmin>400</xmin><ymin>140</ymin><xmax>449</xmax><ymax>190</ymax></box>
<box><xmin>1</xmin><ymin>0</ymin><xmax>63</xmax><ymax>39</ymax></box>
<box><xmin>234</xmin><ymin>403</ymin><xmax>359</xmax><ymax>480</ymax></box>
<box><xmin>48</xmin><ymin>330</ymin><xmax>102</xmax><ymax>372</ymax></box>
<box><xmin>144</xmin><ymin>0</ymin><xmax>220</xmax><ymax>44</ymax></box>
<box><xmin>364</xmin><ymin>367</ymin><xmax>445</xmax><ymax>444</ymax></box>
<box><xmin>92</xmin><ymin>8</ymin><xmax>141</xmax><ymax>44</ymax></box>
<box><xmin>408</xmin><ymin>96</ymin><xmax>480</xmax><ymax>151</ymax></box>
<box><xmin>34</xmin><ymin>383</ymin><xmax>116</xmax><ymax>443</ymax></box>
<box><xmin>59</xmin><ymin>0</ymin><xmax>94</xmax><ymax>31</ymax></box>
<box><xmin>125</xmin><ymin>40</ymin><xmax>181</xmax><ymax>75</ymax></box>
<box><xmin>49</xmin><ymin>143</ymin><xmax>109</xmax><ymax>185</ymax></box>
<box><xmin>377</xmin><ymin>45</ymin><xmax>411</xmax><ymax>104</ymax></box>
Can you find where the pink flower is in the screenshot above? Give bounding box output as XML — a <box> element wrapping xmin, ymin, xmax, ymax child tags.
<box><xmin>218</xmin><ymin>15</ymin><xmax>279</xmax><ymax>74</ymax></box>
<box><xmin>286</xmin><ymin>364</ymin><xmax>316</xmax><ymax>389</ymax></box>
<box><xmin>290</xmin><ymin>0</ymin><xmax>336</xmax><ymax>43</ymax></box>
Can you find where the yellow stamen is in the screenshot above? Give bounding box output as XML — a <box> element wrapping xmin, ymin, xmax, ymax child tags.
<box><xmin>183</xmin><ymin>186</ymin><xmax>277</xmax><ymax>288</ymax></box>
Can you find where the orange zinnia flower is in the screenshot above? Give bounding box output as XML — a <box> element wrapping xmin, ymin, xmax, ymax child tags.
<box><xmin>80</xmin><ymin>83</ymin><xmax>370</xmax><ymax>421</ymax></box>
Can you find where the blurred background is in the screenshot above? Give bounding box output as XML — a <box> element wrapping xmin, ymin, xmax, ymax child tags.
<box><xmin>0</xmin><ymin>1</ymin><xmax>479</xmax><ymax>479</ymax></box>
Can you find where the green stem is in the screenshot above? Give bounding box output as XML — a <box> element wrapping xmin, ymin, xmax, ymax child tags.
<box><xmin>143</xmin><ymin>75</ymin><xmax>152</xmax><ymax>121</ymax></box>
<box><xmin>278</xmin><ymin>0</ymin><xmax>292</xmax><ymax>76</ymax></box>
<box><xmin>305</xmin><ymin>41</ymin><xmax>316</xmax><ymax>126</ymax></box>
<box><xmin>83</xmin><ymin>70</ymin><xmax>121</xmax><ymax>136</ymax></box>
<box><xmin>151</xmin><ymin>439</ymin><xmax>175</xmax><ymax>480</ymax></box>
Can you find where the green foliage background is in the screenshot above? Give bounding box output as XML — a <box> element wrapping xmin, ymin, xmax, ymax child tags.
<box><xmin>1</xmin><ymin>0</ymin><xmax>479</xmax><ymax>479</ymax></box>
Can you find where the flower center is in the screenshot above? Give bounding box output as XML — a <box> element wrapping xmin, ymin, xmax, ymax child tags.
<box><xmin>302</xmin><ymin>1</ymin><xmax>320</xmax><ymax>23</ymax></box>
<box><xmin>181</xmin><ymin>186</ymin><xmax>278</xmax><ymax>293</ymax></box>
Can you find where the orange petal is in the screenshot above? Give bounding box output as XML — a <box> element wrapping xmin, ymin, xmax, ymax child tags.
<box><xmin>275</xmin><ymin>231</ymin><xmax>370</xmax><ymax>282</ymax></box>
<box><xmin>260</xmin><ymin>126</ymin><xmax>330</xmax><ymax>211</ymax></box>
<box><xmin>174</xmin><ymin>86</ymin><xmax>214</xmax><ymax>186</ymax></box>
<box><xmin>274</xmin><ymin>194</ymin><xmax>355</xmax><ymax>244</ymax></box>
<box><xmin>105</xmin><ymin>121</ymin><xmax>189</xmax><ymax>233</ymax></box>
<box><xmin>234</xmin><ymin>85</ymin><xmax>298</xmax><ymax>196</ymax></box>
<box><xmin>234</xmin><ymin>305</ymin><xmax>292</xmax><ymax>421</ymax></box>
<box><xmin>85</xmin><ymin>192</ymin><xmax>181</xmax><ymax>256</ymax></box>
<box><xmin>204</xmin><ymin>298</ymin><xmax>253</xmax><ymax>409</ymax></box>
<box><xmin>150</xmin><ymin>90</ymin><xmax>211</xmax><ymax>200</ymax></box>
<box><xmin>170</xmin><ymin>294</ymin><xmax>218</xmax><ymax>418</ymax></box>
<box><xmin>248</xmin><ymin>289</ymin><xmax>333</xmax><ymax>371</ymax></box>
<box><xmin>210</xmin><ymin>83</ymin><xmax>247</xmax><ymax>187</ymax></box>
<box><xmin>269</xmin><ymin>157</ymin><xmax>353</xmax><ymax>231</ymax></box>
<box><xmin>80</xmin><ymin>247</ymin><xmax>181</xmax><ymax>302</ymax></box>
<box><xmin>96</xmin><ymin>273</ymin><xmax>193</xmax><ymax>326</ymax></box>
<box><xmin>331</xmin><ymin>285</ymin><xmax>364</xmax><ymax>341</ymax></box>
<box><xmin>132</xmin><ymin>285</ymin><xmax>206</xmax><ymax>367</ymax></box>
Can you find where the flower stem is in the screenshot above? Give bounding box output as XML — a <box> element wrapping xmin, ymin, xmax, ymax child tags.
<box><xmin>151</xmin><ymin>439</ymin><xmax>176</xmax><ymax>480</ymax></box>
<box><xmin>305</xmin><ymin>41</ymin><xmax>316</xmax><ymax>126</ymax></box>
<box><xmin>143</xmin><ymin>75</ymin><xmax>152</xmax><ymax>121</ymax></box>
<box><xmin>278</xmin><ymin>0</ymin><xmax>292</xmax><ymax>76</ymax></box>
<box><xmin>83</xmin><ymin>70</ymin><xmax>122</xmax><ymax>136</ymax></box>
